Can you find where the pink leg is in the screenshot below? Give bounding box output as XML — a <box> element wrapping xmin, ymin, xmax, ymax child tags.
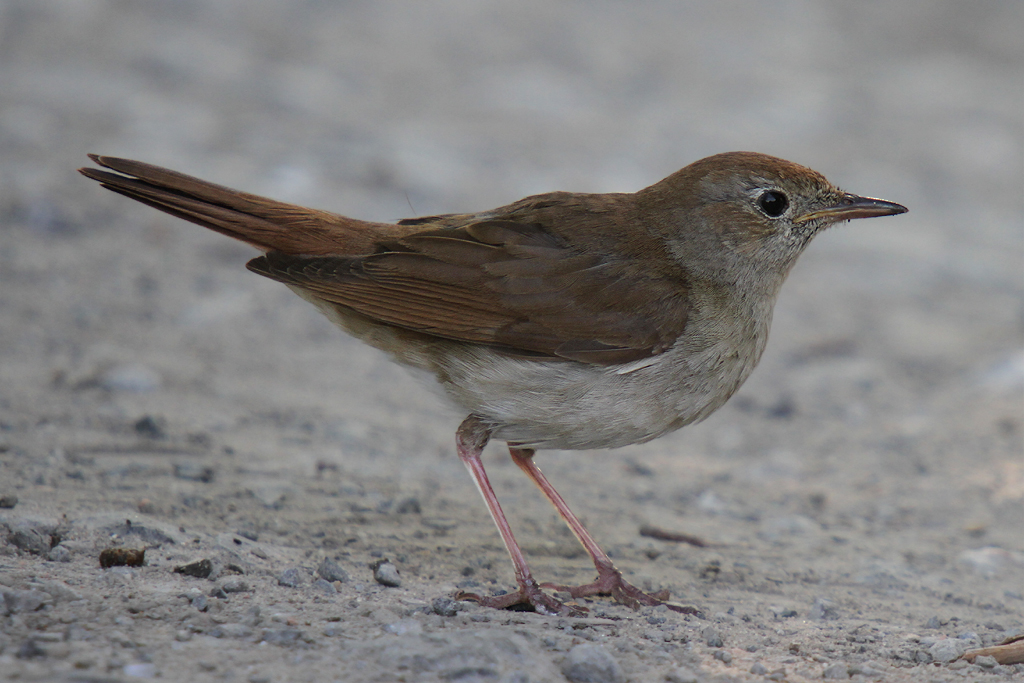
<box><xmin>452</xmin><ymin>416</ymin><xmax>581</xmax><ymax>616</ymax></box>
<box><xmin>509</xmin><ymin>446</ymin><xmax>672</xmax><ymax>610</ymax></box>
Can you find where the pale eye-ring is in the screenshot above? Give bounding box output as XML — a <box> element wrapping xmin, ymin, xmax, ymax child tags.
<box><xmin>757</xmin><ymin>190</ymin><xmax>789</xmax><ymax>218</ymax></box>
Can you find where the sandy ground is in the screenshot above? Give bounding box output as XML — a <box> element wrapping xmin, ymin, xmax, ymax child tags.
<box><xmin>1</xmin><ymin>2</ymin><xmax>1022</xmax><ymax>682</ymax></box>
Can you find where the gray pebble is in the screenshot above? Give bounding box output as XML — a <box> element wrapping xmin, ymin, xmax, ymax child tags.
<box><xmin>395</xmin><ymin>497</ymin><xmax>422</xmax><ymax>514</ymax></box>
<box><xmin>312</xmin><ymin>578</ymin><xmax>336</xmax><ymax>594</ymax></box>
<box><xmin>211</xmin><ymin>623</ymin><xmax>253</xmax><ymax>639</ymax></box>
<box><xmin>5</xmin><ymin>520</ymin><xmax>54</xmax><ymax>555</ymax></box>
<box><xmin>123</xmin><ymin>663</ymin><xmax>156</xmax><ymax>678</ymax></box>
<box><xmin>260</xmin><ymin>627</ymin><xmax>304</xmax><ymax>645</ymax></box>
<box><xmin>17</xmin><ymin>639</ymin><xmax>47</xmax><ymax>659</ymax></box>
<box><xmin>713</xmin><ymin>650</ymin><xmax>732</xmax><ymax>664</ymax></box>
<box><xmin>928</xmin><ymin>638</ymin><xmax>967</xmax><ymax>663</ymax></box>
<box><xmin>191</xmin><ymin>594</ymin><xmax>209</xmax><ymax>612</ymax></box>
<box><xmin>101</xmin><ymin>363</ymin><xmax>162</xmax><ymax>392</ymax></box>
<box><xmin>47</xmin><ymin>545</ymin><xmax>72</xmax><ymax>563</ymax></box>
<box><xmin>665</xmin><ymin>667</ymin><xmax>700</xmax><ymax>683</ymax></box>
<box><xmin>278</xmin><ymin>567</ymin><xmax>303</xmax><ymax>588</ymax></box>
<box><xmin>432</xmin><ymin>597</ymin><xmax>459</xmax><ymax>617</ymax></box>
<box><xmin>317</xmin><ymin>557</ymin><xmax>349</xmax><ymax>583</ymax></box>
<box><xmin>822</xmin><ymin>663</ymin><xmax>849</xmax><ymax>679</ymax></box>
<box><xmin>323</xmin><ymin>624</ymin><xmax>344</xmax><ymax>637</ymax></box>
<box><xmin>703</xmin><ymin>626</ymin><xmax>724</xmax><ymax>647</ymax></box>
<box><xmin>974</xmin><ymin>655</ymin><xmax>998</xmax><ymax>668</ymax></box>
<box><xmin>750</xmin><ymin>662</ymin><xmax>768</xmax><ymax>675</ymax></box>
<box><xmin>372</xmin><ymin>560</ymin><xmax>401</xmax><ymax>587</ymax></box>
<box><xmin>208</xmin><ymin>586</ymin><xmax>229</xmax><ymax>600</ymax></box>
<box><xmin>221</xmin><ymin>578</ymin><xmax>250</xmax><ymax>593</ymax></box>
<box><xmin>562</xmin><ymin>643</ymin><xmax>624</xmax><ymax>683</ymax></box>
<box><xmin>0</xmin><ymin>494</ymin><xmax>18</xmax><ymax>508</ymax></box>
<box><xmin>3</xmin><ymin>589</ymin><xmax>51</xmax><ymax>615</ymax></box>
<box><xmin>174</xmin><ymin>558</ymin><xmax>213</xmax><ymax>579</ymax></box>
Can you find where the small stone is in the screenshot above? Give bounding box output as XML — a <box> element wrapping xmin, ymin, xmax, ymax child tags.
<box><xmin>174</xmin><ymin>558</ymin><xmax>213</xmax><ymax>579</ymax></box>
<box><xmin>174</xmin><ymin>630</ymin><xmax>192</xmax><ymax>642</ymax></box>
<box><xmin>191</xmin><ymin>594</ymin><xmax>209</xmax><ymax>612</ymax></box>
<box><xmin>431</xmin><ymin>597</ymin><xmax>459</xmax><ymax>617</ymax></box>
<box><xmin>101</xmin><ymin>364</ymin><xmax>162</xmax><ymax>392</ymax></box>
<box><xmin>6</xmin><ymin>520</ymin><xmax>54</xmax><ymax>555</ymax></box>
<box><xmin>562</xmin><ymin>643</ymin><xmax>624</xmax><ymax>683</ymax></box>
<box><xmin>312</xmin><ymin>578</ymin><xmax>336</xmax><ymax>594</ymax></box>
<box><xmin>211</xmin><ymin>623</ymin><xmax>253</xmax><ymax>639</ymax></box>
<box><xmin>47</xmin><ymin>545</ymin><xmax>72</xmax><ymax>563</ymax></box>
<box><xmin>703</xmin><ymin>626</ymin><xmax>724</xmax><ymax>648</ymax></box>
<box><xmin>750</xmin><ymin>662</ymin><xmax>768</xmax><ymax>675</ymax></box>
<box><xmin>123</xmin><ymin>663</ymin><xmax>156</xmax><ymax>678</ymax></box>
<box><xmin>322</xmin><ymin>625</ymin><xmax>344</xmax><ymax>637</ymax></box>
<box><xmin>924</xmin><ymin>616</ymin><xmax>942</xmax><ymax>629</ymax></box>
<box><xmin>371</xmin><ymin>559</ymin><xmax>401</xmax><ymax>587</ymax></box>
<box><xmin>278</xmin><ymin>567</ymin><xmax>303</xmax><ymax>588</ymax></box>
<box><xmin>713</xmin><ymin>650</ymin><xmax>732</xmax><ymax>664</ymax></box>
<box><xmin>133</xmin><ymin>415</ymin><xmax>166</xmax><ymax>439</ymax></box>
<box><xmin>974</xmin><ymin>655</ymin><xmax>998</xmax><ymax>668</ymax></box>
<box><xmin>208</xmin><ymin>586</ymin><xmax>228</xmax><ymax>600</ymax></box>
<box><xmin>665</xmin><ymin>667</ymin><xmax>700</xmax><ymax>683</ymax></box>
<box><xmin>221</xmin><ymin>577</ymin><xmax>250</xmax><ymax>593</ymax></box>
<box><xmin>0</xmin><ymin>494</ymin><xmax>18</xmax><ymax>508</ymax></box>
<box><xmin>928</xmin><ymin>638</ymin><xmax>966</xmax><ymax>663</ymax></box>
<box><xmin>260</xmin><ymin>628</ymin><xmax>304</xmax><ymax>645</ymax></box>
<box><xmin>3</xmin><ymin>589</ymin><xmax>51</xmax><ymax>615</ymax></box>
<box><xmin>317</xmin><ymin>557</ymin><xmax>349</xmax><ymax>583</ymax></box>
<box><xmin>822</xmin><ymin>663</ymin><xmax>849</xmax><ymax>679</ymax></box>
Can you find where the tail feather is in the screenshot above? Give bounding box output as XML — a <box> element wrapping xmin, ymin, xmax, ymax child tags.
<box><xmin>79</xmin><ymin>155</ymin><xmax>399</xmax><ymax>255</ymax></box>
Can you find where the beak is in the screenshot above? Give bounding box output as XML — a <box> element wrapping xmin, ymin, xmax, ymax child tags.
<box><xmin>797</xmin><ymin>194</ymin><xmax>908</xmax><ymax>223</ymax></box>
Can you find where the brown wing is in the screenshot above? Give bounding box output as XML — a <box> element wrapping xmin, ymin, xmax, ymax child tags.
<box><xmin>248</xmin><ymin>220</ymin><xmax>689</xmax><ymax>365</ymax></box>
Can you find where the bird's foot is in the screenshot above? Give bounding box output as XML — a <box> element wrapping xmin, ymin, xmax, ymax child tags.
<box><xmin>542</xmin><ymin>568</ymin><xmax>681</xmax><ymax>612</ymax></box>
<box><xmin>456</xmin><ymin>581</ymin><xmax>588</xmax><ymax>617</ymax></box>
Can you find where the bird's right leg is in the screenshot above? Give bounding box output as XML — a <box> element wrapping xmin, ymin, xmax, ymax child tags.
<box><xmin>452</xmin><ymin>415</ymin><xmax>582</xmax><ymax>617</ymax></box>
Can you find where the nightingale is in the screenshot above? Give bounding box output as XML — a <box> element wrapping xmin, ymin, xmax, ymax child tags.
<box><xmin>80</xmin><ymin>152</ymin><xmax>906</xmax><ymax>616</ymax></box>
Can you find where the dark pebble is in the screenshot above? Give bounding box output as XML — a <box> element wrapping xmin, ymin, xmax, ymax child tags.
<box><xmin>395</xmin><ymin>497</ymin><xmax>422</xmax><ymax>514</ymax></box>
<box><xmin>174</xmin><ymin>463</ymin><xmax>215</xmax><ymax>483</ymax></box>
<box><xmin>703</xmin><ymin>627</ymin><xmax>724</xmax><ymax>648</ymax></box>
<box><xmin>714</xmin><ymin>650</ymin><xmax>732</xmax><ymax>664</ymax></box>
<box><xmin>174</xmin><ymin>558</ymin><xmax>213</xmax><ymax>578</ymax></box>
<box><xmin>209</xmin><ymin>586</ymin><xmax>229</xmax><ymax>600</ymax></box>
<box><xmin>99</xmin><ymin>547</ymin><xmax>145</xmax><ymax>568</ymax></box>
<box><xmin>134</xmin><ymin>415</ymin><xmax>166</xmax><ymax>439</ymax></box>
<box><xmin>432</xmin><ymin>597</ymin><xmax>460</xmax><ymax>617</ymax></box>
<box><xmin>312</xmin><ymin>578</ymin><xmax>336</xmax><ymax>594</ymax></box>
<box><xmin>16</xmin><ymin>639</ymin><xmax>46</xmax><ymax>659</ymax></box>
<box><xmin>192</xmin><ymin>594</ymin><xmax>209</xmax><ymax>612</ymax></box>
<box><xmin>0</xmin><ymin>494</ymin><xmax>18</xmax><ymax>508</ymax></box>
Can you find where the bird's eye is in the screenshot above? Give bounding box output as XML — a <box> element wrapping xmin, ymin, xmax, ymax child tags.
<box><xmin>757</xmin><ymin>190</ymin><xmax>789</xmax><ymax>218</ymax></box>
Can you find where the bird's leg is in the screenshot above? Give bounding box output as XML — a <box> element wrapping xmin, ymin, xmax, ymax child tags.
<box><xmin>508</xmin><ymin>446</ymin><xmax>671</xmax><ymax>610</ymax></box>
<box><xmin>452</xmin><ymin>416</ymin><xmax>582</xmax><ymax>617</ymax></box>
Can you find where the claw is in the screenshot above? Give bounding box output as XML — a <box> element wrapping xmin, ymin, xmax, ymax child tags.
<box><xmin>455</xmin><ymin>584</ymin><xmax>588</xmax><ymax>617</ymax></box>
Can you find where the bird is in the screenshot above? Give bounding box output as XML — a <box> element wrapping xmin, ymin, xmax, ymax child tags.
<box><xmin>80</xmin><ymin>152</ymin><xmax>906</xmax><ymax>616</ymax></box>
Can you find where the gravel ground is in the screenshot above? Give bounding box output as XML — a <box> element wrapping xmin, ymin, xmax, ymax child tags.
<box><xmin>1</xmin><ymin>2</ymin><xmax>1022</xmax><ymax>682</ymax></box>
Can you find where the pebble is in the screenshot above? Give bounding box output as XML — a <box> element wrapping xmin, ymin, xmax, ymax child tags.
<box><xmin>383</xmin><ymin>618</ymin><xmax>423</xmax><ymax>636</ymax></box>
<box><xmin>312</xmin><ymin>578</ymin><xmax>336</xmax><ymax>594</ymax></box>
<box><xmin>47</xmin><ymin>545</ymin><xmax>72</xmax><ymax>562</ymax></box>
<box><xmin>928</xmin><ymin>638</ymin><xmax>967</xmax><ymax>663</ymax></box>
<box><xmin>191</xmin><ymin>594</ymin><xmax>209</xmax><ymax>612</ymax></box>
<box><xmin>665</xmin><ymin>667</ymin><xmax>700</xmax><ymax>683</ymax></box>
<box><xmin>0</xmin><ymin>494</ymin><xmax>18</xmax><ymax>508</ymax></box>
<box><xmin>974</xmin><ymin>655</ymin><xmax>998</xmax><ymax>668</ymax></box>
<box><xmin>750</xmin><ymin>662</ymin><xmax>768</xmax><ymax>674</ymax></box>
<box><xmin>432</xmin><ymin>597</ymin><xmax>460</xmax><ymax>617</ymax></box>
<box><xmin>101</xmin><ymin>363</ymin><xmax>162</xmax><ymax>393</ymax></box>
<box><xmin>174</xmin><ymin>558</ymin><xmax>213</xmax><ymax>579</ymax></box>
<box><xmin>561</xmin><ymin>643</ymin><xmax>624</xmax><ymax>683</ymax></box>
<box><xmin>317</xmin><ymin>557</ymin><xmax>349</xmax><ymax>583</ymax></box>
<box><xmin>822</xmin><ymin>663</ymin><xmax>849</xmax><ymax>679</ymax></box>
<box><xmin>211</xmin><ymin>623</ymin><xmax>253</xmax><ymax>639</ymax></box>
<box><xmin>703</xmin><ymin>626</ymin><xmax>724</xmax><ymax>647</ymax></box>
<box><xmin>123</xmin><ymin>663</ymin><xmax>157</xmax><ymax>678</ymax></box>
<box><xmin>260</xmin><ymin>628</ymin><xmax>304</xmax><ymax>645</ymax></box>
<box><xmin>372</xmin><ymin>560</ymin><xmax>401</xmax><ymax>587</ymax></box>
<box><xmin>5</xmin><ymin>520</ymin><xmax>54</xmax><ymax>555</ymax></box>
<box><xmin>713</xmin><ymin>650</ymin><xmax>732</xmax><ymax>664</ymax></box>
<box><xmin>221</xmin><ymin>577</ymin><xmax>250</xmax><ymax>593</ymax></box>
<box><xmin>278</xmin><ymin>567</ymin><xmax>303</xmax><ymax>588</ymax></box>
<box><xmin>3</xmin><ymin>589</ymin><xmax>51</xmax><ymax>615</ymax></box>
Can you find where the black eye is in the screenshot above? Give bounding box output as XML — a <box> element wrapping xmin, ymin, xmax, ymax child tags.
<box><xmin>757</xmin><ymin>190</ymin><xmax>789</xmax><ymax>217</ymax></box>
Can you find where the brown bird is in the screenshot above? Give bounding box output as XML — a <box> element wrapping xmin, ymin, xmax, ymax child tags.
<box><xmin>80</xmin><ymin>152</ymin><xmax>906</xmax><ymax>616</ymax></box>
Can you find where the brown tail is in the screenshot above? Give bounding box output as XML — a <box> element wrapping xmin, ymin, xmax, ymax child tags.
<box><xmin>79</xmin><ymin>155</ymin><xmax>400</xmax><ymax>255</ymax></box>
